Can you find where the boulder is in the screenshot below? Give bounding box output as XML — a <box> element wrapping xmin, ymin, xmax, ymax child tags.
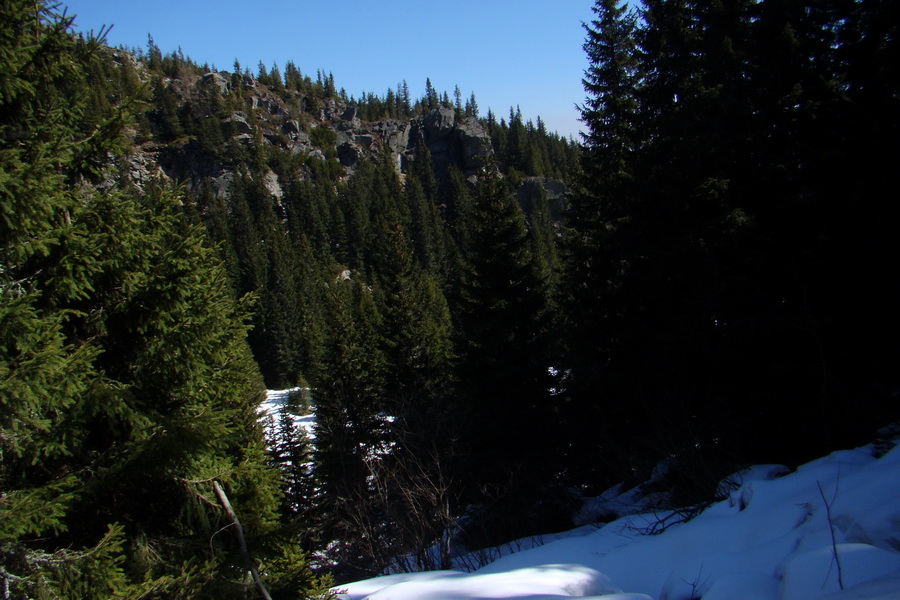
<box><xmin>341</xmin><ymin>106</ymin><xmax>361</xmax><ymax>129</ymax></box>
<box><xmin>338</xmin><ymin>141</ymin><xmax>361</xmax><ymax>168</ymax></box>
<box><xmin>282</xmin><ymin>120</ymin><xmax>302</xmax><ymax>136</ymax></box>
<box><xmin>225</xmin><ymin>113</ymin><xmax>253</xmax><ymax>136</ymax></box>
<box><xmin>262</xmin><ymin>170</ymin><xmax>283</xmax><ymax>199</ymax></box>
<box><xmin>200</xmin><ymin>72</ymin><xmax>230</xmax><ymax>96</ymax></box>
<box><xmin>354</xmin><ymin>134</ymin><xmax>374</xmax><ymax>148</ymax></box>
<box><xmin>319</xmin><ymin>98</ymin><xmax>342</xmax><ymax>121</ymax></box>
<box><xmin>109</xmin><ymin>48</ymin><xmax>139</xmax><ymax>69</ymax></box>
<box><xmin>335</xmin><ymin>130</ymin><xmax>352</xmax><ymax>146</ymax></box>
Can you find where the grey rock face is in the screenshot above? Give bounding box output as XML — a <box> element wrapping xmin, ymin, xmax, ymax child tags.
<box><xmin>225</xmin><ymin>113</ymin><xmax>253</xmax><ymax>137</ymax></box>
<box><xmin>418</xmin><ymin>108</ymin><xmax>493</xmax><ymax>177</ymax></box>
<box><xmin>120</xmin><ymin>143</ymin><xmax>171</xmax><ymax>190</ymax></box>
<box><xmin>369</xmin><ymin>120</ymin><xmax>413</xmax><ymax>174</ymax></box>
<box><xmin>210</xmin><ymin>171</ymin><xmax>235</xmax><ymax>199</ymax></box>
<box><xmin>338</xmin><ymin>142</ymin><xmax>361</xmax><ymax>168</ymax></box>
<box><xmin>516</xmin><ymin>177</ymin><xmax>572</xmax><ymax>222</ymax></box>
<box><xmin>125</xmin><ymin>58</ymin><xmax>501</xmax><ymax>195</ymax></box>
<box><xmin>248</xmin><ymin>94</ymin><xmax>285</xmax><ymax>116</ymax></box>
<box><xmin>456</xmin><ymin>116</ymin><xmax>493</xmax><ymax>172</ymax></box>
<box><xmin>262</xmin><ymin>170</ymin><xmax>283</xmax><ymax>199</ymax></box>
<box><xmin>423</xmin><ymin>106</ymin><xmax>457</xmax><ymax>136</ymax></box>
<box><xmin>200</xmin><ymin>72</ymin><xmax>230</xmax><ymax>96</ymax></box>
<box><xmin>378</xmin><ymin>121</ymin><xmax>411</xmax><ymax>154</ymax></box>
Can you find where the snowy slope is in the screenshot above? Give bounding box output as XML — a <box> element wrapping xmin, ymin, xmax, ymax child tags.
<box><xmin>259</xmin><ymin>387</ymin><xmax>316</xmax><ymax>436</ymax></box>
<box><xmin>334</xmin><ymin>442</ymin><xmax>900</xmax><ymax>600</ymax></box>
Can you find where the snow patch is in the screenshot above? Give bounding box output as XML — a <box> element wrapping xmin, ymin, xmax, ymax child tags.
<box><xmin>335</xmin><ymin>438</ymin><xmax>900</xmax><ymax>600</ymax></box>
<box><xmin>780</xmin><ymin>544</ymin><xmax>900</xmax><ymax>600</ymax></box>
<box><xmin>341</xmin><ymin>565</ymin><xmax>620</xmax><ymax>600</ymax></box>
<box><xmin>259</xmin><ymin>387</ymin><xmax>315</xmax><ymax>436</ymax></box>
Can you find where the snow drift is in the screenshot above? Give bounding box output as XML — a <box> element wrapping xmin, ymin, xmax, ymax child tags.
<box><xmin>335</xmin><ymin>440</ymin><xmax>900</xmax><ymax>600</ymax></box>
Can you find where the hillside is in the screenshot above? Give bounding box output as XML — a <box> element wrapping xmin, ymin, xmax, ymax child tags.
<box><xmin>111</xmin><ymin>47</ymin><xmax>577</xmax><ymax>207</ymax></box>
<box><xmin>336</xmin><ymin>439</ymin><xmax>900</xmax><ymax>600</ymax></box>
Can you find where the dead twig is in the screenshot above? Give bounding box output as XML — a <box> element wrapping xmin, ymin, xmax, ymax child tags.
<box><xmin>817</xmin><ymin>479</ymin><xmax>844</xmax><ymax>591</ymax></box>
<box><xmin>212</xmin><ymin>481</ymin><xmax>273</xmax><ymax>600</ymax></box>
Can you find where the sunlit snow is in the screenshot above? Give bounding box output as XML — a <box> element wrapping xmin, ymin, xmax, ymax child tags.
<box><xmin>259</xmin><ymin>390</ymin><xmax>900</xmax><ymax>600</ymax></box>
<box><xmin>333</xmin><ymin>442</ymin><xmax>900</xmax><ymax>600</ymax></box>
<box><xmin>259</xmin><ymin>387</ymin><xmax>316</xmax><ymax>437</ymax></box>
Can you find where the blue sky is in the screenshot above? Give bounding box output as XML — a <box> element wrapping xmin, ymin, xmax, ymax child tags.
<box><xmin>62</xmin><ymin>0</ymin><xmax>593</xmax><ymax>139</ymax></box>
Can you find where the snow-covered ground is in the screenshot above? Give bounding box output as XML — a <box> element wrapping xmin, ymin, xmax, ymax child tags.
<box><xmin>259</xmin><ymin>387</ymin><xmax>316</xmax><ymax>436</ymax></box>
<box><xmin>333</xmin><ymin>441</ymin><xmax>900</xmax><ymax>600</ymax></box>
<box><xmin>258</xmin><ymin>390</ymin><xmax>900</xmax><ymax>599</ymax></box>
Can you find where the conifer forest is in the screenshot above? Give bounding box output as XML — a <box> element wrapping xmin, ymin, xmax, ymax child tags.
<box><xmin>1</xmin><ymin>0</ymin><xmax>898</xmax><ymax>597</ymax></box>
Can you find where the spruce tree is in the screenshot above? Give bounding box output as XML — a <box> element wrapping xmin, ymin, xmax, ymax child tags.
<box><xmin>567</xmin><ymin>0</ymin><xmax>900</xmax><ymax>494</ymax></box>
<box><xmin>560</xmin><ymin>0</ymin><xmax>643</xmax><ymax>485</ymax></box>
<box><xmin>440</xmin><ymin>165</ymin><xmax>475</xmax><ymax>288</ymax></box>
<box><xmin>267</xmin><ymin>404</ymin><xmax>319</xmax><ymax>529</ymax></box>
<box><xmin>367</xmin><ymin>202</ymin><xmax>459</xmax><ymax>573</ymax></box>
<box><xmin>312</xmin><ymin>279</ymin><xmax>388</xmax><ymax>578</ymax></box>
<box><xmin>453</xmin><ymin>171</ymin><xmax>555</xmax><ymax>530</ymax></box>
<box><xmin>404</xmin><ymin>147</ymin><xmax>451</xmax><ymax>279</ymax></box>
<box><xmin>0</xmin><ymin>4</ymin><xmax>329</xmax><ymax>596</ymax></box>
<box><xmin>424</xmin><ymin>77</ymin><xmax>438</xmax><ymax>110</ymax></box>
<box><xmin>579</xmin><ymin>0</ymin><xmax>639</xmax><ymax>186</ymax></box>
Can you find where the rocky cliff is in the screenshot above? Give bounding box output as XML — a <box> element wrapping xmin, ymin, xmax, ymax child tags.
<box><xmin>128</xmin><ymin>71</ymin><xmax>494</xmax><ymax>195</ymax></box>
<box><xmin>123</xmin><ymin>65</ymin><xmax>570</xmax><ymax>210</ymax></box>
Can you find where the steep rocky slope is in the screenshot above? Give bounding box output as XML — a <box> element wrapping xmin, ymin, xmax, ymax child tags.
<box><xmin>117</xmin><ymin>60</ymin><xmax>569</xmax><ymax>207</ymax></box>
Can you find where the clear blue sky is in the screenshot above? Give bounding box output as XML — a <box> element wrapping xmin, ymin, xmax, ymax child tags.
<box><xmin>61</xmin><ymin>0</ymin><xmax>593</xmax><ymax>139</ymax></box>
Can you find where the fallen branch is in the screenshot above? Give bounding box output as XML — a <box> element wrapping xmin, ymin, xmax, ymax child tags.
<box><xmin>212</xmin><ymin>481</ymin><xmax>273</xmax><ymax>600</ymax></box>
<box><xmin>817</xmin><ymin>479</ymin><xmax>844</xmax><ymax>591</ymax></box>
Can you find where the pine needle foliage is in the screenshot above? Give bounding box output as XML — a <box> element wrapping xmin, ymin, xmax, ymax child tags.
<box><xmin>0</xmin><ymin>2</ymin><xmax>331</xmax><ymax>597</ymax></box>
<box><xmin>565</xmin><ymin>0</ymin><xmax>900</xmax><ymax>494</ymax></box>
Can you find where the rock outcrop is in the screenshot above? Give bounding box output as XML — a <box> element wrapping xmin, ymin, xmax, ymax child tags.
<box><xmin>516</xmin><ymin>177</ymin><xmax>572</xmax><ymax>222</ymax></box>
<box><xmin>121</xmin><ymin>63</ymin><xmax>564</xmax><ymax>207</ymax></box>
<box><xmin>417</xmin><ymin>107</ymin><xmax>493</xmax><ymax>177</ymax></box>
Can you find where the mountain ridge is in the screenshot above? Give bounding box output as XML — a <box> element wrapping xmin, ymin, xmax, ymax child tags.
<box><xmin>108</xmin><ymin>48</ymin><xmax>576</xmax><ymax>209</ymax></box>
